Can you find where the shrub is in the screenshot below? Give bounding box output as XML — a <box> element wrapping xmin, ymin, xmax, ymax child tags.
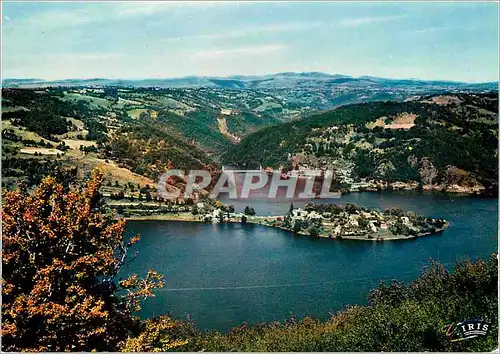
<box><xmin>1</xmin><ymin>169</ymin><xmax>186</xmax><ymax>351</ymax></box>
<box><xmin>178</xmin><ymin>255</ymin><xmax>498</xmax><ymax>352</ymax></box>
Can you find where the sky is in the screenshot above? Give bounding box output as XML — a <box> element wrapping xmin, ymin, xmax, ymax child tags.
<box><xmin>1</xmin><ymin>1</ymin><xmax>499</xmax><ymax>82</ymax></box>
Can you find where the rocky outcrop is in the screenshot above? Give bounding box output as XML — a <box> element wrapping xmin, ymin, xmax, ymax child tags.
<box><xmin>440</xmin><ymin>165</ymin><xmax>485</xmax><ymax>193</ymax></box>
<box><xmin>419</xmin><ymin>157</ymin><xmax>439</xmax><ymax>185</ymax></box>
<box><xmin>442</xmin><ymin>165</ymin><xmax>478</xmax><ymax>186</ymax></box>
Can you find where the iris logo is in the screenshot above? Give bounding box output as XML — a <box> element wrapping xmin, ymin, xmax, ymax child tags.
<box><xmin>445</xmin><ymin>319</ymin><xmax>490</xmax><ymax>342</ymax></box>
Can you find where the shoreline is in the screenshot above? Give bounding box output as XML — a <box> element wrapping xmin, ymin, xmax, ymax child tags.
<box><xmin>124</xmin><ymin>213</ymin><xmax>450</xmax><ymax>242</ymax></box>
<box><xmin>347</xmin><ymin>183</ymin><xmax>489</xmax><ymax>196</ymax></box>
<box><xmin>232</xmin><ymin>170</ymin><xmax>493</xmax><ymax>196</ymax></box>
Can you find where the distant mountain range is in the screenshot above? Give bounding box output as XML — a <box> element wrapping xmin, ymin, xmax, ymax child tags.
<box><xmin>3</xmin><ymin>72</ymin><xmax>497</xmax><ymax>91</ymax></box>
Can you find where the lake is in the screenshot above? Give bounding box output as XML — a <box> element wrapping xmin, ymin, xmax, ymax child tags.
<box><xmin>122</xmin><ymin>191</ymin><xmax>498</xmax><ymax>332</ymax></box>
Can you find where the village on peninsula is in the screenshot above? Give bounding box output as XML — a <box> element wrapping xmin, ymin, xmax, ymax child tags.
<box><xmin>110</xmin><ymin>198</ymin><xmax>449</xmax><ymax>241</ymax></box>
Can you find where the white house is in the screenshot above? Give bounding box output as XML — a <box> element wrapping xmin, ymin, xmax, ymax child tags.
<box><xmin>292</xmin><ymin>208</ymin><xmax>307</xmax><ymax>217</ymax></box>
<box><xmin>307</xmin><ymin>211</ymin><xmax>324</xmax><ymax>220</ymax></box>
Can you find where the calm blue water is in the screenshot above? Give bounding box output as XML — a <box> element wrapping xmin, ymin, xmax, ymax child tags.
<box><xmin>122</xmin><ymin>191</ymin><xmax>498</xmax><ymax>332</ymax></box>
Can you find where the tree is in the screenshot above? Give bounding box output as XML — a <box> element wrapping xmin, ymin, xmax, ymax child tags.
<box><xmin>56</xmin><ymin>141</ymin><xmax>70</xmax><ymax>152</ymax></box>
<box><xmin>358</xmin><ymin>216</ymin><xmax>369</xmax><ymax>228</ymax></box>
<box><xmin>387</xmin><ymin>207</ymin><xmax>405</xmax><ymax>217</ymax></box>
<box><xmin>1</xmin><ymin>169</ymin><xmax>185</xmax><ymax>352</ymax></box>
<box><xmin>293</xmin><ymin>219</ymin><xmax>304</xmax><ymax>233</ymax></box>
<box><xmin>283</xmin><ymin>214</ymin><xmax>292</xmax><ymax>228</ymax></box>
<box><xmin>345</xmin><ymin>203</ymin><xmax>360</xmax><ymax>214</ymax></box>
<box><xmin>244</xmin><ymin>206</ymin><xmax>256</xmax><ymax>216</ymax></box>
<box><xmin>435</xmin><ymin>218</ymin><xmax>446</xmax><ymax>228</ymax></box>
<box><xmin>121</xmin><ymin>316</ymin><xmax>189</xmax><ymax>352</ymax></box>
<box><xmin>309</xmin><ymin>226</ymin><xmax>320</xmax><ymax>238</ymax></box>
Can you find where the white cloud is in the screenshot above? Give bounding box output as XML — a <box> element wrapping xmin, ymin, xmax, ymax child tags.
<box><xmin>114</xmin><ymin>2</ymin><xmax>177</xmax><ymax>17</ymax></box>
<box><xmin>3</xmin><ymin>7</ymin><xmax>99</xmax><ymax>32</ymax></box>
<box><xmin>3</xmin><ymin>53</ymin><xmax>125</xmax><ymax>80</ymax></box>
<box><xmin>194</xmin><ymin>44</ymin><xmax>287</xmax><ymax>60</ymax></box>
<box><xmin>413</xmin><ymin>26</ymin><xmax>450</xmax><ymax>34</ymax></box>
<box><xmin>4</xmin><ymin>2</ymin><xmax>179</xmax><ymax>31</ymax></box>
<box><xmin>114</xmin><ymin>1</ymin><xmax>233</xmax><ymax>17</ymax></box>
<box><xmin>340</xmin><ymin>15</ymin><xmax>403</xmax><ymax>28</ymax></box>
<box><xmin>161</xmin><ymin>21</ymin><xmax>324</xmax><ymax>43</ymax></box>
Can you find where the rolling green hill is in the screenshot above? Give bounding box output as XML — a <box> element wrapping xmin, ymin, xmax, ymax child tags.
<box><xmin>1</xmin><ymin>88</ymin><xmax>219</xmax><ymax>189</ymax></box>
<box><xmin>3</xmin><ymin>87</ymin><xmax>498</xmax><ymax>195</ymax></box>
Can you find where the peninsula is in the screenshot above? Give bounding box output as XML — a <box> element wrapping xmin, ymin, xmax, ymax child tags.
<box><xmin>117</xmin><ymin>201</ymin><xmax>449</xmax><ymax>241</ymax></box>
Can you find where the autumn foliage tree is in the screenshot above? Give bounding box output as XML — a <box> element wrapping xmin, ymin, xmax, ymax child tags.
<box><xmin>1</xmin><ymin>169</ymin><xmax>185</xmax><ymax>351</ymax></box>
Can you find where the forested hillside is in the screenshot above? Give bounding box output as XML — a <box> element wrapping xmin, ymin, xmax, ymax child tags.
<box><xmin>1</xmin><ymin>88</ymin><xmax>224</xmax><ymax>190</ymax></box>
<box><xmin>222</xmin><ymin>93</ymin><xmax>499</xmax><ymax>194</ymax></box>
<box><xmin>1</xmin><ymin>86</ymin><xmax>293</xmax><ymax>188</ymax></box>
